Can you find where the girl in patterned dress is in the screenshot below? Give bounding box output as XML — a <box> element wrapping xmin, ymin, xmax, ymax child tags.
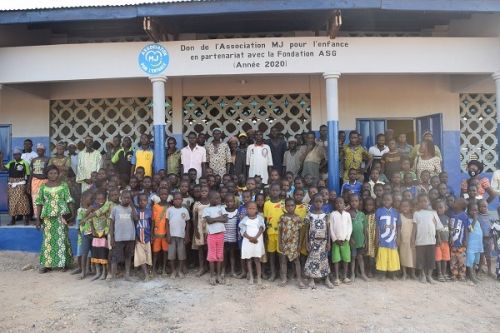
<box><xmin>364</xmin><ymin>197</ymin><xmax>377</xmax><ymax>277</ymax></box>
<box><xmin>278</xmin><ymin>198</ymin><xmax>305</xmax><ymax>288</ymax></box>
<box><xmin>304</xmin><ymin>194</ymin><xmax>333</xmax><ymax>289</ymax></box>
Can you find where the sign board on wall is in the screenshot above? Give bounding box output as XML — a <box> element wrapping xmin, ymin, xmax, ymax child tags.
<box><xmin>0</xmin><ymin>37</ymin><xmax>499</xmax><ymax>83</ymax></box>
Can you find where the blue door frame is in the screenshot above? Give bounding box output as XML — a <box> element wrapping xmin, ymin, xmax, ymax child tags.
<box><xmin>0</xmin><ymin>125</ymin><xmax>12</xmax><ymax>214</ymax></box>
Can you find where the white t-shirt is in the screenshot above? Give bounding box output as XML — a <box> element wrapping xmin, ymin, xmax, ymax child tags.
<box><xmin>168</xmin><ymin>207</ymin><xmax>190</xmax><ymax>238</ymax></box>
<box><xmin>368</xmin><ymin>145</ymin><xmax>389</xmax><ymax>160</ymax></box>
<box><xmin>246</xmin><ymin>143</ymin><xmax>273</xmax><ymax>184</ymax></box>
<box><xmin>21</xmin><ymin>151</ymin><xmax>38</xmax><ymax>165</ymax></box>
<box><xmin>413</xmin><ymin>209</ymin><xmax>442</xmax><ymax>246</ymax></box>
<box><xmin>203</xmin><ymin>205</ymin><xmax>227</xmax><ymax>234</ymax></box>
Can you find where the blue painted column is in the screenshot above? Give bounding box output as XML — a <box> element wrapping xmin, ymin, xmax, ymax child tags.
<box><xmin>150</xmin><ymin>76</ymin><xmax>167</xmax><ymax>173</ymax></box>
<box><xmin>323</xmin><ymin>73</ymin><xmax>341</xmax><ymax>192</ymax></box>
<box><xmin>493</xmin><ymin>72</ymin><xmax>500</xmax><ymax>163</ymax></box>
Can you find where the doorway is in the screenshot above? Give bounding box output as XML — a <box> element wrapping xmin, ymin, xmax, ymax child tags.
<box><xmin>387</xmin><ymin>119</ymin><xmax>415</xmax><ymax>145</ymax></box>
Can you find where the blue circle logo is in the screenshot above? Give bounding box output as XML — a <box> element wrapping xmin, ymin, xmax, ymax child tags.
<box><xmin>138</xmin><ymin>44</ymin><xmax>169</xmax><ymax>75</ymax></box>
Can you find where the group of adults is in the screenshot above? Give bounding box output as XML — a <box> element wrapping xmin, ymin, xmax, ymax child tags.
<box><xmin>175</xmin><ymin>126</ymin><xmax>328</xmax><ymax>185</ymax></box>
<box><xmin>340</xmin><ymin>129</ymin><xmax>443</xmax><ymax>182</ymax></box>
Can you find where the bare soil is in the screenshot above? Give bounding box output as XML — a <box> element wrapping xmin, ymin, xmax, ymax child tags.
<box><xmin>0</xmin><ymin>251</ymin><xmax>499</xmax><ymax>333</ymax></box>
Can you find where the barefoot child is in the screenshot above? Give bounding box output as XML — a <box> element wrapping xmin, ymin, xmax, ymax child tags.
<box><xmin>134</xmin><ymin>193</ymin><xmax>153</xmax><ymax>280</ymax></box>
<box><xmin>192</xmin><ymin>186</ymin><xmax>210</xmax><ymax>276</ymax></box>
<box><xmin>151</xmin><ymin>188</ymin><xmax>169</xmax><ymax>275</ymax></box>
<box><xmin>167</xmin><ymin>192</ymin><xmax>191</xmax><ymax>278</ymax></box>
<box><xmin>375</xmin><ymin>193</ymin><xmax>401</xmax><ymax>280</ymax></box>
<box><xmin>304</xmin><ymin>194</ymin><xmax>333</xmax><ymax>289</ymax></box>
<box><xmin>477</xmin><ymin>199</ymin><xmax>493</xmax><ymax>277</ymax></box>
<box><xmin>263</xmin><ymin>183</ymin><xmax>284</xmax><ymax>281</ymax></box>
<box><xmin>223</xmin><ymin>194</ymin><xmax>238</xmax><ymax>278</ymax></box>
<box><xmin>236</xmin><ymin>190</ymin><xmax>252</xmax><ymax>279</ymax></box>
<box><xmin>89</xmin><ymin>191</ymin><xmax>110</xmax><ymax>281</ymax></box>
<box><xmin>466</xmin><ymin>202</ymin><xmax>483</xmax><ymax>284</ymax></box>
<box><xmin>413</xmin><ymin>193</ymin><xmax>441</xmax><ymax>284</ymax></box>
<box><xmin>239</xmin><ymin>201</ymin><xmax>266</xmax><ymax>285</ymax></box>
<box><xmin>329</xmin><ymin>197</ymin><xmax>352</xmax><ymax>285</ymax></box>
<box><xmin>449</xmin><ymin>198</ymin><xmax>469</xmax><ymax>281</ymax></box>
<box><xmin>363</xmin><ymin>197</ymin><xmax>377</xmax><ymax>277</ymax></box>
<box><xmin>110</xmin><ymin>190</ymin><xmax>136</xmax><ymax>281</ymax></box>
<box><xmin>349</xmin><ymin>194</ymin><xmax>368</xmax><ymax>281</ymax></box>
<box><xmin>434</xmin><ymin>199</ymin><xmax>451</xmax><ymax>282</ymax></box>
<box><xmin>73</xmin><ymin>191</ymin><xmax>93</xmax><ymax>279</ymax></box>
<box><xmin>399</xmin><ymin>200</ymin><xmax>416</xmax><ymax>280</ymax></box>
<box><xmin>278</xmin><ymin>198</ymin><xmax>305</xmax><ymax>288</ymax></box>
<box><xmin>203</xmin><ymin>191</ymin><xmax>228</xmax><ymax>285</ymax></box>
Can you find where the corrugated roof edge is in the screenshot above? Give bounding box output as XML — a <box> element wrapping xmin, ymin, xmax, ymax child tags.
<box><xmin>0</xmin><ymin>0</ymin><xmax>207</xmax><ymax>12</ymax></box>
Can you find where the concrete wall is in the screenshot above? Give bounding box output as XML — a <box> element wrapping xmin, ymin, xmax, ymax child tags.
<box><xmin>0</xmin><ymin>73</ymin><xmax>479</xmax><ymax>195</ymax></box>
<box><xmin>0</xmin><ymin>73</ymin><xmax>461</xmax><ymax>141</ymax></box>
<box><xmin>0</xmin><ymin>85</ymin><xmax>50</xmax><ymax>152</ymax></box>
<box><xmin>338</xmin><ymin>74</ymin><xmax>460</xmax><ymax>131</ymax></box>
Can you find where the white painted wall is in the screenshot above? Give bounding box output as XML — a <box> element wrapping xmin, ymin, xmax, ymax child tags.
<box><xmin>0</xmin><ymin>86</ymin><xmax>49</xmax><ymax>137</ymax></box>
<box><xmin>0</xmin><ymin>74</ymin><xmax>462</xmax><ymax>139</ymax></box>
<box><xmin>337</xmin><ymin>75</ymin><xmax>460</xmax><ymax>131</ymax></box>
<box><xmin>1</xmin><ymin>37</ymin><xmax>499</xmax><ymax>84</ymax></box>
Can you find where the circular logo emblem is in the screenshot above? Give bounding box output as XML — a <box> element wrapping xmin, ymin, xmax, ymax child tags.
<box><xmin>138</xmin><ymin>44</ymin><xmax>169</xmax><ymax>75</ymax></box>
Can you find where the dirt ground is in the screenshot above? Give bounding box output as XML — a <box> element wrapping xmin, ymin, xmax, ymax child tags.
<box><xmin>0</xmin><ymin>251</ymin><xmax>499</xmax><ymax>333</ymax></box>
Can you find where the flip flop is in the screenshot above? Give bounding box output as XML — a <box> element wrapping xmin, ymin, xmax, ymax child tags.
<box><xmin>333</xmin><ymin>279</ymin><xmax>340</xmax><ymax>286</ymax></box>
<box><xmin>342</xmin><ymin>278</ymin><xmax>352</xmax><ymax>284</ymax></box>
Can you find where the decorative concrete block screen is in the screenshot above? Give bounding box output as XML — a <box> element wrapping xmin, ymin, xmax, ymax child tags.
<box><xmin>460</xmin><ymin>93</ymin><xmax>497</xmax><ymax>172</ymax></box>
<box><xmin>182</xmin><ymin>94</ymin><xmax>311</xmax><ymax>142</ymax></box>
<box><xmin>50</xmin><ymin>97</ymin><xmax>172</xmax><ymax>150</ymax></box>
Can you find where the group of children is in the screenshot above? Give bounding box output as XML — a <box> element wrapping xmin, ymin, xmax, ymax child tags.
<box><xmin>70</xmin><ymin>162</ymin><xmax>500</xmax><ymax>288</ymax></box>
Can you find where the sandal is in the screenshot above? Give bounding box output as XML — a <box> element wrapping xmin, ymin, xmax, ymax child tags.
<box><xmin>438</xmin><ymin>275</ymin><xmax>445</xmax><ymax>282</ymax></box>
<box><xmin>342</xmin><ymin>278</ymin><xmax>352</xmax><ymax>284</ymax></box>
<box><xmin>333</xmin><ymin>279</ymin><xmax>340</xmax><ymax>286</ymax></box>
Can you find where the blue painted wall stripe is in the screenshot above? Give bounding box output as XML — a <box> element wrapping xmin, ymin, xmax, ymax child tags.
<box><xmin>0</xmin><ymin>226</ymin><xmax>78</xmax><ymax>254</ymax></box>
<box><xmin>153</xmin><ymin>124</ymin><xmax>166</xmax><ymax>173</ymax></box>
<box><xmin>442</xmin><ymin>130</ymin><xmax>462</xmax><ymax>196</ymax></box>
<box><xmin>327</xmin><ymin>120</ymin><xmax>339</xmax><ymax>192</ymax></box>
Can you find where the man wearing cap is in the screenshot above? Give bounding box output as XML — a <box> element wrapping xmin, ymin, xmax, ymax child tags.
<box><xmin>246</xmin><ymin>131</ymin><xmax>273</xmax><ymax>184</ymax></box>
<box><xmin>0</xmin><ymin>148</ymin><xmax>31</xmax><ymax>225</ymax></box>
<box><xmin>461</xmin><ymin>160</ymin><xmax>496</xmax><ymax>203</ymax></box>
<box><xmin>283</xmin><ymin>137</ymin><xmax>306</xmax><ymax>175</ymax></box>
<box><xmin>28</xmin><ymin>144</ymin><xmax>49</xmax><ymax>218</ymax></box>
<box><xmin>76</xmin><ymin>136</ymin><xmax>102</xmax><ymax>193</ymax></box>
<box><xmin>206</xmin><ymin>128</ymin><xmax>231</xmax><ymax>177</ymax></box>
<box><xmin>409</xmin><ymin>131</ymin><xmax>442</xmax><ymax>163</ymax></box>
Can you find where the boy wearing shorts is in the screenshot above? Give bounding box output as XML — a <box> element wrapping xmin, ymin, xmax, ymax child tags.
<box><xmin>167</xmin><ymin>192</ymin><xmax>191</xmax><ymax>278</ymax></box>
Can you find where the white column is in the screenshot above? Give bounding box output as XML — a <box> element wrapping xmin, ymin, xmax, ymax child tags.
<box><xmin>323</xmin><ymin>72</ymin><xmax>341</xmax><ymax>191</ymax></box>
<box><xmin>150</xmin><ymin>76</ymin><xmax>167</xmax><ymax>173</ymax></box>
<box><xmin>171</xmin><ymin>78</ymin><xmax>184</xmax><ymax>149</ymax></box>
<box><xmin>493</xmin><ymin>72</ymin><xmax>500</xmax><ymax>164</ymax></box>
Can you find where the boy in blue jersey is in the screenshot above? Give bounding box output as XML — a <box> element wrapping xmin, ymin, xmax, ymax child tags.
<box><xmin>375</xmin><ymin>193</ymin><xmax>401</xmax><ymax>280</ymax></box>
<box><xmin>341</xmin><ymin>168</ymin><xmax>362</xmax><ymax>196</ymax></box>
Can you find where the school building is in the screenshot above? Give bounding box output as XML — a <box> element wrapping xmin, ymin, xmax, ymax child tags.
<box><xmin>0</xmin><ymin>1</ymin><xmax>500</xmax><ymax>249</ymax></box>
